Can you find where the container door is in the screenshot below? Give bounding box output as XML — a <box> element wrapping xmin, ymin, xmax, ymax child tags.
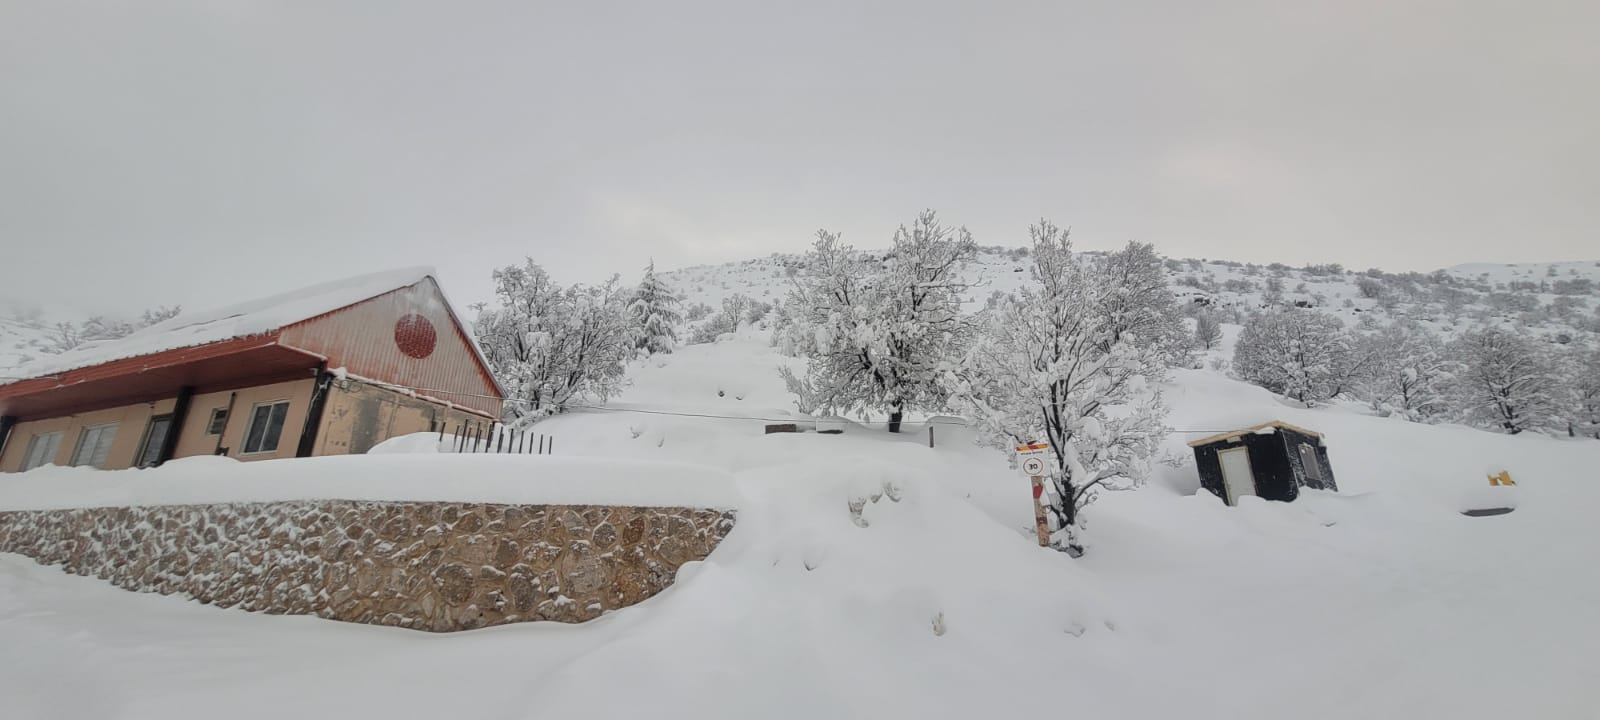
<box><xmin>1219</xmin><ymin>446</ymin><xmax>1256</xmax><ymax>505</ymax></box>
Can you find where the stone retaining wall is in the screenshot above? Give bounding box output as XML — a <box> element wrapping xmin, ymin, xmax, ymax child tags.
<box><xmin>0</xmin><ymin>500</ymin><xmax>735</xmax><ymax>632</ymax></box>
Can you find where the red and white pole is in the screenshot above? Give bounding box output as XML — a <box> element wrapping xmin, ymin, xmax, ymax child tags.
<box><xmin>1029</xmin><ymin>474</ymin><xmax>1050</xmax><ymax>547</ymax></box>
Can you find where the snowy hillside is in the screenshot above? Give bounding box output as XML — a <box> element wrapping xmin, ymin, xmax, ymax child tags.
<box><xmin>662</xmin><ymin>250</ymin><xmax>1600</xmax><ymax>345</ymax></box>
<box><xmin>5</xmin><ymin>252</ymin><xmax>1596</xmax><ymax>379</ymax></box>
<box><xmin>3</xmin><ymin>247</ymin><xmax>1599</xmax><ymax>718</ymax></box>
<box><xmin>5</xmin><ymin>328</ymin><xmax>1599</xmax><ymax>718</ymax></box>
<box><xmin>0</xmin><ymin>306</ymin><xmax>55</xmax><ymax>376</ymax></box>
<box><xmin>0</xmin><ymin>297</ymin><xmax>173</xmax><ymax>376</ymax></box>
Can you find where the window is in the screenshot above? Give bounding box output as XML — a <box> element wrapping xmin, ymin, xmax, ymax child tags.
<box><xmin>1299</xmin><ymin>443</ymin><xmax>1323</xmax><ymax>484</ymax></box>
<box><xmin>136</xmin><ymin>415</ymin><xmax>174</xmax><ymax>468</ymax></box>
<box><xmin>241</xmin><ymin>401</ymin><xmax>290</xmax><ymax>454</ymax></box>
<box><xmin>206</xmin><ymin>408</ymin><xmax>229</xmax><ymax>435</ymax></box>
<box><xmin>71</xmin><ymin>423</ymin><xmax>119</xmax><ymax>468</ymax></box>
<box><xmin>21</xmin><ymin>432</ymin><xmax>62</xmax><ymax>471</ymax></box>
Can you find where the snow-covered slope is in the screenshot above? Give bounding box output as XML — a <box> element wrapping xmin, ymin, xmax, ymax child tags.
<box><xmin>0</xmin><ymin>322</ymin><xmax>44</xmax><ymax>376</ymax></box>
<box><xmin>4</xmin><ymin>325</ymin><xmax>1599</xmax><ymax>718</ymax></box>
<box><xmin>662</xmin><ymin>250</ymin><xmax>1600</xmax><ymax>345</ymax></box>
<box><xmin>3</xmin><ymin>248</ymin><xmax>1599</xmax><ymax>718</ymax></box>
<box><xmin>0</xmin><ymin>301</ymin><xmax>61</xmax><ymax>375</ymax></box>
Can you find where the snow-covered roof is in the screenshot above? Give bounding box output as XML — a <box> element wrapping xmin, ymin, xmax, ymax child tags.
<box><xmin>2</xmin><ymin>267</ymin><xmax>440</xmax><ymax>383</ymax></box>
<box><xmin>1186</xmin><ymin>420</ymin><xmax>1325</xmax><ymax>448</ymax></box>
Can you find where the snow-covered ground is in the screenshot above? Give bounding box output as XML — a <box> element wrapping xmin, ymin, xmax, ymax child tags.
<box><xmin>4</xmin><ymin>325</ymin><xmax>1599</xmax><ymax>718</ymax></box>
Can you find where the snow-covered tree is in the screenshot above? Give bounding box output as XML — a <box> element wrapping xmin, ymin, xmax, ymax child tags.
<box><xmin>777</xmin><ymin>365</ymin><xmax>826</xmax><ymax>415</ymax></box>
<box><xmin>1556</xmin><ymin>345</ymin><xmax>1600</xmax><ymax>439</ymax></box>
<box><xmin>629</xmin><ymin>260</ymin><xmax>682</xmax><ymax>356</ymax></box>
<box><xmin>1262</xmin><ymin>275</ymin><xmax>1286</xmax><ymax>306</ymax></box>
<box><xmin>1354</xmin><ymin>321</ymin><xmax>1456</xmax><ymax>421</ymax></box>
<box><xmin>140</xmin><ymin>306</ymin><xmax>182</xmax><ymax>327</ymax></box>
<box><xmin>781</xmin><ymin>210</ymin><xmax>977</xmax><ymax>432</ymax></box>
<box><xmin>1233</xmin><ymin>309</ymin><xmax>1365</xmax><ymax>405</ymax></box>
<box><xmin>688</xmin><ymin>294</ymin><xmax>759</xmax><ymax>345</ymax></box>
<box><xmin>34</xmin><ymin>321</ymin><xmax>86</xmax><ymax>355</ymax></box>
<box><xmin>684</xmin><ymin>302</ymin><xmax>713</xmax><ymax>322</ymax></box>
<box><xmin>1095</xmin><ymin>241</ymin><xmax>1191</xmax><ymax>365</ymax></box>
<box><xmin>720</xmin><ymin>294</ymin><xmax>753</xmax><ymax>330</ymax></box>
<box><xmin>1193</xmin><ymin>311</ymin><xmax>1223</xmax><ymax>351</ymax></box>
<box><xmin>952</xmin><ymin>221</ymin><xmax>1168</xmax><ymax>553</ymax></box>
<box><xmin>1446</xmin><ymin>327</ymin><xmax>1561</xmax><ymax>435</ymax></box>
<box><xmin>474</xmin><ymin>260</ymin><xmax>634</xmax><ymax>419</ymax></box>
<box><xmin>32</xmin><ymin>305</ymin><xmax>181</xmax><ymax>354</ymax></box>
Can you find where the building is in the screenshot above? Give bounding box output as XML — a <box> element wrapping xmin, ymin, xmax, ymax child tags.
<box><xmin>0</xmin><ymin>268</ymin><xmax>504</xmax><ymax>473</ymax></box>
<box><xmin>1188</xmin><ymin>420</ymin><xmax>1337</xmax><ymax>505</ymax></box>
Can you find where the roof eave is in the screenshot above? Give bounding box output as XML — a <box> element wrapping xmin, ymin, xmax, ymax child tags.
<box><xmin>1186</xmin><ymin>420</ymin><xmax>1325</xmax><ymax>448</ymax></box>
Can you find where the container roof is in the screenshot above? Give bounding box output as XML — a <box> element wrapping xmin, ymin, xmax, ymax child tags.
<box><xmin>1186</xmin><ymin>420</ymin><xmax>1324</xmax><ymax>448</ymax></box>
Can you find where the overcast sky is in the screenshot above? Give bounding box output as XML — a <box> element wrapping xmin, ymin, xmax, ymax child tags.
<box><xmin>2</xmin><ymin>1</ymin><xmax>1596</xmax><ymax>316</ymax></box>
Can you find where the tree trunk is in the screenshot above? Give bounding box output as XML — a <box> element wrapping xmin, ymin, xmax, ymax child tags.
<box><xmin>887</xmin><ymin>409</ymin><xmax>903</xmax><ymax>434</ymax></box>
<box><xmin>1052</xmin><ymin>477</ymin><xmax>1086</xmax><ymax>557</ymax></box>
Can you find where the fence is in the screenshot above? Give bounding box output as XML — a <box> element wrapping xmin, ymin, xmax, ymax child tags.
<box><xmin>436</xmin><ymin>421</ymin><xmax>553</xmax><ymax>455</ymax></box>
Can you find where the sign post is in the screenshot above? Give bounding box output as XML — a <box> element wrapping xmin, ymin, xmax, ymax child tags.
<box><xmin>1016</xmin><ymin>442</ymin><xmax>1051</xmax><ymax>547</ymax></box>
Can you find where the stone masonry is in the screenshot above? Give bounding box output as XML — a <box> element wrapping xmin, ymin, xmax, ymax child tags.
<box><xmin>0</xmin><ymin>500</ymin><xmax>736</xmax><ymax>632</ymax></box>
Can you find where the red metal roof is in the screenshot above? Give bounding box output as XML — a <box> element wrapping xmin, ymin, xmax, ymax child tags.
<box><xmin>0</xmin><ymin>271</ymin><xmax>506</xmax><ymax>421</ymax></box>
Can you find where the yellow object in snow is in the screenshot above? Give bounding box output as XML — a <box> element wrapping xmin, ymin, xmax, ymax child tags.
<box><xmin>1488</xmin><ymin>471</ymin><xmax>1516</xmax><ymax>486</ymax></box>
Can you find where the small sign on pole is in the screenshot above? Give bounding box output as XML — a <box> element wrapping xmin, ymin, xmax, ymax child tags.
<box><xmin>1016</xmin><ymin>442</ymin><xmax>1052</xmax><ymax>548</ymax></box>
<box><xmin>1016</xmin><ymin>442</ymin><xmax>1049</xmax><ymax>456</ymax></box>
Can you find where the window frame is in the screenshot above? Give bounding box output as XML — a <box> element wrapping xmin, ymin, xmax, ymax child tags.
<box><xmin>70</xmin><ymin>422</ymin><xmax>119</xmax><ymax>469</ymax></box>
<box><xmin>1298</xmin><ymin>443</ymin><xmax>1323</xmax><ymax>483</ymax></box>
<box><xmin>136</xmin><ymin>414</ymin><xmax>175</xmax><ymax>469</ymax></box>
<box><xmin>21</xmin><ymin>431</ymin><xmax>63</xmax><ymax>471</ymax></box>
<box><xmin>240</xmin><ymin>400</ymin><xmax>291</xmax><ymax>455</ymax></box>
<box><xmin>206</xmin><ymin>408</ymin><xmax>229</xmax><ymax>436</ymax></box>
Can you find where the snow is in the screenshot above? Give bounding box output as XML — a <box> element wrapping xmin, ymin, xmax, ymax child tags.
<box><xmin>663</xmin><ymin>250</ymin><xmax>1600</xmax><ymax>365</ymax></box>
<box><xmin>0</xmin><ymin>267</ymin><xmax>437</xmax><ymax>382</ymax></box>
<box><xmin>0</xmin><ymin>453</ymin><xmax>740</xmax><ymax>511</ymax></box>
<box><xmin>3</xmin><ymin>257</ymin><xmax>1600</xmax><ymax>719</ymax></box>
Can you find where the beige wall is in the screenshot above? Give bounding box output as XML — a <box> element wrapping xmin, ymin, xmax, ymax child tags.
<box><xmin>2</xmin><ymin>379</ymin><xmax>316</xmax><ymax>473</ymax></box>
<box><xmin>174</xmin><ymin>379</ymin><xmax>317</xmax><ymax>462</ymax></box>
<box><xmin>313</xmin><ymin>379</ymin><xmax>488</xmax><ymax>457</ymax></box>
<box><xmin>1</xmin><ymin>375</ymin><xmax>490</xmax><ymax>473</ymax></box>
<box><xmin>1</xmin><ymin>399</ymin><xmax>177</xmax><ymax>473</ymax></box>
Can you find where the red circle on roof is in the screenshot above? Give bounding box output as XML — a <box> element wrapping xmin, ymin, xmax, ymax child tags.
<box><xmin>394</xmin><ymin>314</ymin><xmax>437</xmax><ymax>359</ymax></box>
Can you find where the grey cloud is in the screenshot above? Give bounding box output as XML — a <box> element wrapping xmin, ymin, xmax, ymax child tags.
<box><xmin>2</xmin><ymin>1</ymin><xmax>1595</xmax><ymax>314</ymax></box>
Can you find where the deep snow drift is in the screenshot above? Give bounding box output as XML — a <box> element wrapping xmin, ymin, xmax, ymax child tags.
<box><xmin>3</xmin><ymin>332</ymin><xmax>1598</xmax><ymax>719</ymax></box>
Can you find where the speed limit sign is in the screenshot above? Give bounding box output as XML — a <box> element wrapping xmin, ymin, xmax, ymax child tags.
<box><xmin>1021</xmin><ymin>456</ymin><xmax>1047</xmax><ymax>476</ymax></box>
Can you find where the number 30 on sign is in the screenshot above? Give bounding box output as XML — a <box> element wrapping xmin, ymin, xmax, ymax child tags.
<box><xmin>1016</xmin><ymin>442</ymin><xmax>1049</xmax><ymax>477</ymax></box>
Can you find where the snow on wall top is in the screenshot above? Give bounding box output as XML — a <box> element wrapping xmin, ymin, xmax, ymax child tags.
<box><xmin>1</xmin><ymin>267</ymin><xmax>438</xmax><ymax>383</ymax></box>
<box><xmin>0</xmin><ymin>453</ymin><xmax>742</xmax><ymax>511</ymax></box>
